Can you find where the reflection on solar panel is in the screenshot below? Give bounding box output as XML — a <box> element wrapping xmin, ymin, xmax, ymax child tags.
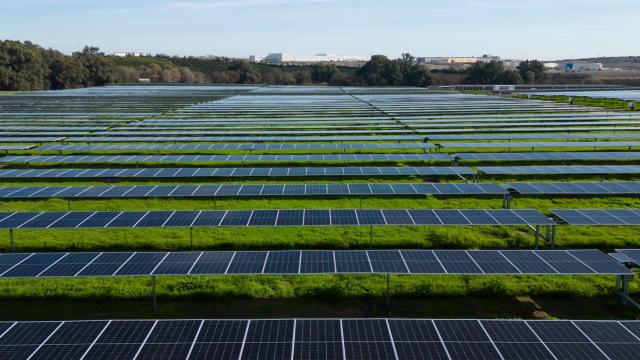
<box><xmin>0</xmin><ymin>137</ymin><xmax>63</xmax><ymax>143</ymax></box>
<box><xmin>428</xmin><ymin>133</ymin><xmax>640</xmax><ymax>141</ymax></box>
<box><xmin>615</xmin><ymin>249</ymin><xmax>640</xmax><ymax>266</ymax></box>
<box><xmin>0</xmin><ymin>153</ymin><xmax>452</xmax><ymax>164</ymax></box>
<box><xmin>480</xmin><ymin>165</ymin><xmax>640</xmax><ymax>176</ymax></box>
<box><xmin>527</xmin><ymin>89</ymin><xmax>640</xmax><ymax>101</ymax></box>
<box><xmin>38</xmin><ymin>142</ymin><xmax>435</xmax><ymax>151</ymax></box>
<box><xmin>0</xmin><ymin>183</ymin><xmax>507</xmax><ymax>199</ymax></box>
<box><xmin>65</xmin><ymin>135</ymin><xmax>427</xmax><ymax>142</ymax></box>
<box><xmin>509</xmin><ymin>182</ymin><xmax>640</xmax><ymax>195</ymax></box>
<box><xmin>0</xmin><ymin>166</ymin><xmax>475</xmax><ymax>179</ymax></box>
<box><xmin>0</xmin><ymin>145</ymin><xmax>35</xmax><ymax>151</ymax></box>
<box><xmin>552</xmin><ymin>209</ymin><xmax>640</xmax><ymax>225</ymax></box>
<box><xmin>0</xmin><ymin>209</ymin><xmax>554</xmax><ymax>229</ymax></box>
<box><xmin>457</xmin><ymin>152</ymin><xmax>640</xmax><ymax>161</ymax></box>
<box><xmin>438</xmin><ymin>141</ymin><xmax>640</xmax><ymax>149</ymax></box>
<box><xmin>0</xmin><ymin>250</ymin><xmax>628</xmax><ymax>277</ymax></box>
<box><xmin>1</xmin><ymin>318</ymin><xmax>638</xmax><ymax>360</ymax></box>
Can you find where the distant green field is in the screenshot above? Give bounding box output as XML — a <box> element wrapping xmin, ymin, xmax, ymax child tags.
<box><xmin>517</xmin><ymin>94</ymin><xmax>640</xmax><ymax>111</ymax></box>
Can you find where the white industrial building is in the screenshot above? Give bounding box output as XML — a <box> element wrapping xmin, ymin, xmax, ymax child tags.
<box><xmin>417</xmin><ymin>54</ymin><xmax>501</xmax><ymax>65</ymax></box>
<box><xmin>111</xmin><ymin>52</ymin><xmax>150</xmax><ymax>57</ymax></box>
<box><xmin>561</xmin><ymin>62</ymin><xmax>604</xmax><ymax>72</ymax></box>
<box><xmin>261</xmin><ymin>53</ymin><xmax>369</xmax><ymax>65</ymax></box>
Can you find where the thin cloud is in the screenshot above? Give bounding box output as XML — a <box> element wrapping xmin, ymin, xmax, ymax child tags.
<box><xmin>165</xmin><ymin>0</ymin><xmax>336</xmax><ymax>10</ymax></box>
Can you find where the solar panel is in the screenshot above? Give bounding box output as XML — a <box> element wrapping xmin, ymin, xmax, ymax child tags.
<box><xmin>0</xmin><ymin>153</ymin><xmax>452</xmax><ymax>164</ymax></box>
<box><xmin>38</xmin><ymin>142</ymin><xmax>435</xmax><ymax>151</ymax></box>
<box><xmin>457</xmin><ymin>151</ymin><xmax>640</xmax><ymax>162</ymax></box>
<box><xmin>615</xmin><ymin>249</ymin><xmax>640</xmax><ymax>267</ymax></box>
<box><xmin>6</xmin><ymin>318</ymin><xmax>636</xmax><ymax>360</ymax></box>
<box><xmin>0</xmin><ymin>167</ymin><xmax>475</xmax><ymax>179</ymax></box>
<box><xmin>480</xmin><ymin>165</ymin><xmax>640</xmax><ymax>176</ymax></box>
<box><xmin>509</xmin><ymin>181</ymin><xmax>640</xmax><ymax>195</ymax></box>
<box><xmin>552</xmin><ymin>209</ymin><xmax>640</xmax><ymax>225</ymax></box>
<box><xmin>0</xmin><ymin>250</ymin><xmax>629</xmax><ymax>278</ymax></box>
<box><xmin>0</xmin><ymin>209</ymin><xmax>553</xmax><ymax>230</ymax></box>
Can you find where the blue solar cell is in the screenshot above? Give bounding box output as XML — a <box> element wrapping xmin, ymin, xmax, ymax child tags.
<box><xmin>192</xmin><ymin>211</ymin><xmax>226</xmax><ymax>226</ymax></box>
<box><xmin>275</xmin><ymin>210</ymin><xmax>304</xmax><ymax>226</ymax></box>
<box><xmin>368</xmin><ymin>251</ymin><xmax>409</xmax><ymax>273</ymax></box>
<box><xmin>304</xmin><ymin>210</ymin><xmax>331</xmax><ymax>226</ymax></box>
<box><xmin>335</xmin><ymin>251</ymin><xmax>371</xmax><ymax>273</ymax></box>
<box><xmin>299</xmin><ymin>251</ymin><xmax>334</xmax><ymax>273</ymax></box>
<box><xmin>330</xmin><ymin>210</ymin><xmax>358</xmax><ymax>225</ymax></box>
<box><xmin>226</xmin><ymin>252</ymin><xmax>267</xmax><ymax>274</ymax></box>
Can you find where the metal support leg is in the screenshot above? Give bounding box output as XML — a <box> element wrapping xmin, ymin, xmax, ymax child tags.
<box><xmin>369</xmin><ymin>226</ymin><xmax>373</xmax><ymax>248</ymax></box>
<box><xmin>67</xmin><ymin>200</ymin><xmax>72</xmax><ymax>211</ymax></box>
<box><xmin>360</xmin><ymin>197</ymin><xmax>363</xmax><ymax>210</ymax></box>
<box><xmin>551</xmin><ymin>226</ymin><xmax>557</xmax><ymax>249</ymax></box>
<box><xmin>213</xmin><ymin>197</ymin><xmax>217</xmax><ymax>210</ymax></box>
<box><xmin>545</xmin><ymin>225</ymin><xmax>551</xmax><ymax>245</ymax></box>
<box><xmin>9</xmin><ymin>229</ymin><xmax>14</xmax><ymax>253</ymax></box>
<box><xmin>534</xmin><ymin>225</ymin><xmax>540</xmax><ymax>250</ymax></box>
<box><xmin>502</xmin><ymin>194</ymin><xmax>512</xmax><ymax>209</ymax></box>
<box><xmin>152</xmin><ymin>275</ymin><xmax>158</xmax><ymax>312</ymax></box>
<box><xmin>189</xmin><ymin>227</ymin><xmax>194</xmax><ymax>250</ymax></box>
<box><xmin>385</xmin><ymin>274</ymin><xmax>391</xmax><ymax>312</ymax></box>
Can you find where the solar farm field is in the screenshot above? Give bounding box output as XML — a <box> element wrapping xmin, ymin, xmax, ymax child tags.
<box><xmin>3</xmin><ymin>85</ymin><xmax>640</xmax><ymax>358</ymax></box>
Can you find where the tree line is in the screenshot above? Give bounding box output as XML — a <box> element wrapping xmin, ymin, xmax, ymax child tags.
<box><xmin>0</xmin><ymin>41</ymin><xmax>208</xmax><ymax>90</ymax></box>
<box><xmin>463</xmin><ymin>60</ymin><xmax>548</xmax><ymax>85</ymax></box>
<box><xmin>1</xmin><ymin>39</ymin><xmax>549</xmax><ymax>90</ymax></box>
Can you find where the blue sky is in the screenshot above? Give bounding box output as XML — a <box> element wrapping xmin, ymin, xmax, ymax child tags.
<box><xmin>1</xmin><ymin>0</ymin><xmax>637</xmax><ymax>60</ymax></box>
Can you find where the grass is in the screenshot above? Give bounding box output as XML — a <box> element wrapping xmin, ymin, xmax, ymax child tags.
<box><xmin>514</xmin><ymin>94</ymin><xmax>640</xmax><ymax>112</ymax></box>
<box><xmin>1</xmin><ymin>194</ymin><xmax>640</xmax><ymax>252</ymax></box>
<box><xmin>0</xmin><ymin>274</ymin><xmax>636</xmax><ymax>320</ymax></box>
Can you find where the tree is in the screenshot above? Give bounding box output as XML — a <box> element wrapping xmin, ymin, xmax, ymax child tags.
<box><xmin>0</xmin><ymin>40</ymin><xmax>50</xmax><ymax>90</ymax></box>
<box><xmin>463</xmin><ymin>61</ymin><xmax>523</xmax><ymax>85</ymax></box>
<box><xmin>517</xmin><ymin>60</ymin><xmax>547</xmax><ymax>84</ymax></box>
<box><xmin>310</xmin><ymin>64</ymin><xmax>338</xmax><ymax>83</ymax></box>
<box><xmin>47</xmin><ymin>52</ymin><xmax>87</xmax><ymax>90</ymax></box>
<box><xmin>230</xmin><ymin>60</ymin><xmax>261</xmax><ymax>84</ymax></box>
<box><xmin>405</xmin><ymin>66</ymin><xmax>432</xmax><ymax>87</ymax></box>
<box><xmin>73</xmin><ymin>45</ymin><xmax>115</xmax><ymax>86</ymax></box>
<box><xmin>356</xmin><ymin>54</ymin><xmax>431</xmax><ymax>87</ymax></box>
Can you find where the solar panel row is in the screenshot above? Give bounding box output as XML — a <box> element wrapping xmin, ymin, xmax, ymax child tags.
<box><xmin>65</xmin><ymin>135</ymin><xmax>427</xmax><ymax>142</ymax></box>
<box><xmin>0</xmin><ymin>166</ymin><xmax>475</xmax><ymax>179</ymax></box>
<box><xmin>37</xmin><ymin>142</ymin><xmax>435</xmax><ymax>151</ymax></box>
<box><xmin>457</xmin><ymin>151</ymin><xmax>640</xmax><ymax>161</ymax></box>
<box><xmin>552</xmin><ymin>209</ymin><xmax>640</xmax><ymax>225</ymax></box>
<box><xmin>0</xmin><ymin>249</ymin><xmax>629</xmax><ymax>277</ymax></box>
<box><xmin>615</xmin><ymin>249</ymin><xmax>640</xmax><ymax>266</ymax></box>
<box><xmin>480</xmin><ymin>165</ymin><xmax>640</xmax><ymax>175</ymax></box>
<box><xmin>509</xmin><ymin>182</ymin><xmax>640</xmax><ymax>195</ymax></box>
<box><xmin>0</xmin><ymin>183</ymin><xmax>507</xmax><ymax>200</ymax></box>
<box><xmin>1</xmin><ymin>318</ymin><xmax>638</xmax><ymax>359</ymax></box>
<box><xmin>0</xmin><ymin>153</ymin><xmax>452</xmax><ymax>164</ymax></box>
<box><xmin>0</xmin><ymin>209</ymin><xmax>554</xmax><ymax>229</ymax></box>
<box><xmin>438</xmin><ymin>141</ymin><xmax>640</xmax><ymax>149</ymax></box>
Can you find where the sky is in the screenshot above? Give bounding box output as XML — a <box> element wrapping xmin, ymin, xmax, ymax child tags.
<box><xmin>1</xmin><ymin>0</ymin><xmax>638</xmax><ymax>60</ymax></box>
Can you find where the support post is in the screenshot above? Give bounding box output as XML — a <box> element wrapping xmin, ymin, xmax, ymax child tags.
<box><xmin>152</xmin><ymin>275</ymin><xmax>158</xmax><ymax>312</ymax></box>
<box><xmin>545</xmin><ymin>225</ymin><xmax>551</xmax><ymax>246</ymax></box>
<box><xmin>189</xmin><ymin>227</ymin><xmax>194</xmax><ymax>250</ymax></box>
<box><xmin>550</xmin><ymin>225</ymin><xmax>557</xmax><ymax>249</ymax></box>
<box><xmin>369</xmin><ymin>226</ymin><xmax>373</xmax><ymax>248</ymax></box>
<box><xmin>385</xmin><ymin>274</ymin><xmax>391</xmax><ymax>312</ymax></box>
<box><xmin>534</xmin><ymin>225</ymin><xmax>540</xmax><ymax>250</ymax></box>
<box><xmin>67</xmin><ymin>199</ymin><xmax>72</xmax><ymax>211</ymax></box>
<box><xmin>502</xmin><ymin>194</ymin><xmax>512</xmax><ymax>209</ymax></box>
<box><xmin>9</xmin><ymin>229</ymin><xmax>14</xmax><ymax>253</ymax></box>
<box><xmin>359</xmin><ymin>197</ymin><xmax>363</xmax><ymax>210</ymax></box>
<box><xmin>213</xmin><ymin>197</ymin><xmax>217</xmax><ymax>210</ymax></box>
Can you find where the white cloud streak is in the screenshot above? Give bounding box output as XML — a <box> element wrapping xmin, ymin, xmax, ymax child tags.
<box><xmin>165</xmin><ymin>0</ymin><xmax>336</xmax><ymax>10</ymax></box>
